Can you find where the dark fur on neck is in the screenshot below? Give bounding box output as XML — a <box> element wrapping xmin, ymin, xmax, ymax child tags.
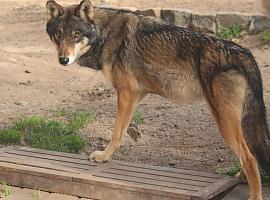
<box><xmin>77</xmin><ymin>8</ymin><xmax>117</xmax><ymax>70</ymax></box>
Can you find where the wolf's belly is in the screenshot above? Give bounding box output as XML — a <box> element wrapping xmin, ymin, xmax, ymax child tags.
<box><xmin>134</xmin><ymin>63</ymin><xmax>204</xmax><ymax>104</ymax></box>
<box><xmin>162</xmin><ymin>77</ymin><xmax>204</xmax><ymax>105</ymax></box>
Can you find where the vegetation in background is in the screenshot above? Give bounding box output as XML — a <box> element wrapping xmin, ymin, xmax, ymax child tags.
<box><xmin>0</xmin><ymin>109</ymin><xmax>96</xmax><ymax>154</ymax></box>
<box><xmin>0</xmin><ymin>129</ymin><xmax>21</xmax><ymax>145</ymax></box>
<box><xmin>217</xmin><ymin>24</ymin><xmax>243</xmax><ymax>40</ymax></box>
<box><xmin>133</xmin><ymin>111</ymin><xmax>144</xmax><ymax>125</ymax></box>
<box><xmin>260</xmin><ymin>169</ymin><xmax>270</xmax><ymax>183</ymax></box>
<box><xmin>0</xmin><ymin>182</ymin><xmax>12</xmax><ymax>198</ymax></box>
<box><xmin>260</xmin><ymin>29</ymin><xmax>270</xmax><ymax>43</ymax></box>
<box><xmin>218</xmin><ymin>161</ymin><xmax>270</xmax><ymax>183</ymax></box>
<box><xmin>33</xmin><ymin>190</ymin><xmax>41</xmax><ymax>200</ymax></box>
<box><xmin>218</xmin><ymin>161</ymin><xmax>241</xmax><ymax>176</ymax></box>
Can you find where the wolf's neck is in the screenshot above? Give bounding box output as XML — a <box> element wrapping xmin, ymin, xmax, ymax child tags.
<box><xmin>77</xmin><ymin>9</ymin><xmax>116</xmax><ymax>70</ymax></box>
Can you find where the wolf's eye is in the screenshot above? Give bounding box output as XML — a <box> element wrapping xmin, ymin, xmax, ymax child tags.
<box><xmin>55</xmin><ymin>30</ymin><xmax>62</xmax><ymax>38</ymax></box>
<box><xmin>73</xmin><ymin>31</ymin><xmax>81</xmax><ymax>38</ymax></box>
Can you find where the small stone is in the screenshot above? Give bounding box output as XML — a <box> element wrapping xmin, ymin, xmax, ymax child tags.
<box><xmin>14</xmin><ymin>101</ymin><xmax>27</xmax><ymax>106</ymax></box>
<box><xmin>136</xmin><ymin>9</ymin><xmax>158</xmax><ymax>17</ymax></box>
<box><xmin>127</xmin><ymin>123</ymin><xmax>142</xmax><ymax>142</ymax></box>
<box><xmin>232</xmin><ymin>38</ymin><xmax>239</xmax><ymax>43</ymax></box>
<box><xmin>168</xmin><ymin>163</ymin><xmax>176</xmax><ymax>167</ymax></box>
<box><xmin>97</xmin><ymin>92</ymin><xmax>103</xmax><ymax>96</ymax></box>
<box><xmin>191</xmin><ymin>14</ymin><xmax>217</xmax><ymax>34</ymax></box>
<box><xmin>173</xmin><ymin>124</ymin><xmax>179</xmax><ymax>129</ymax></box>
<box><xmin>161</xmin><ymin>9</ymin><xmax>192</xmax><ymax>28</ymax></box>
<box><xmin>216</xmin><ymin>13</ymin><xmax>250</xmax><ymax>30</ymax></box>
<box><xmin>24</xmin><ymin>70</ymin><xmax>31</xmax><ymax>73</ymax></box>
<box><xmin>218</xmin><ymin>158</ymin><xmax>224</xmax><ymax>163</ymax></box>
<box><xmin>249</xmin><ymin>15</ymin><xmax>270</xmax><ymax>34</ymax></box>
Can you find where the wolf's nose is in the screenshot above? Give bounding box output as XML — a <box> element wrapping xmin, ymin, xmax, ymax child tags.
<box><xmin>59</xmin><ymin>57</ymin><xmax>69</xmax><ymax>65</ymax></box>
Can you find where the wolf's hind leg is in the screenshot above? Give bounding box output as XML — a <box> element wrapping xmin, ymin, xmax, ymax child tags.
<box><xmin>207</xmin><ymin>71</ymin><xmax>262</xmax><ymax>200</ymax></box>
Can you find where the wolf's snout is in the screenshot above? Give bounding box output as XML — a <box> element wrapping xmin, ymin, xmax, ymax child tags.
<box><xmin>59</xmin><ymin>57</ymin><xmax>69</xmax><ymax>65</ymax></box>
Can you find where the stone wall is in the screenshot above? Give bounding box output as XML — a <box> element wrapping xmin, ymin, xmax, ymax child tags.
<box><xmin>96</xmin><ymin>4</ymin><xmax>270</xmax><ymax>35</ymax></box>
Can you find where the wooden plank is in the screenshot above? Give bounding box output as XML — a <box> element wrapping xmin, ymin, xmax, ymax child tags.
<box><xmin>107</xmin><ymin>162</ymin><xmax>218</xmax><ymax>183</ymax></box>
<box><xmin>0</xmin><ymin>150</ymin><xmax>194</xmax><ymax>197</ymax></box>
<box><xmin>0</xmin><ymin>170</ymin><xmax>186</xmax><ymax>200</ymax></box>
<box><xmin>0</xmin><ymin>146</ymin><xmax>13</xmax><ymax>154</ymax></box>
<box><xmin>4</xmin><ymin>149</ymin><xmax>93</xmax><ymax>166</ymax></box>
<box><xmin>199</xmin><ymin>176</ymin><xmax>241</xmax><ymax>199</ymax></box>
<box><xmin>113</xmin><ymin>161</ymin><xmax>222</xmax><ymax>179</ymax></box>
<box><xmin>10</xmin><ymin>146</ymin><xmax>90</xmax><ymax>160</ymax></box>
<box><xmin>0</xmin><ymin>156</ymin><xmax>83</xmax><ymax>174</ymax></box>
<box><xmin>95</xmin><ymin>172</ymin><xmax>202</xmax><ymax>191</ymax></box>
<box><xmin>43</xmin><ymin>193</ymin><xmax>79</xmax><ymax>200</ymax></box>
<box><xmin>2</xmin><ymin>188</ymin><xmax>49</xmax><ymax>200</ymax></box>
<box><xmin>221</xmin><ymin>184</ymin><xmax>249</xmax><ymax>200</ymax></box>
<box><xmin>0</xmin><ymin>161</ymin><xmax>191</xmax><ymax>199</ymax></box>
<box><xmin>0</xmin><ymin>153</ymin><xmax>94</xmax><ymax>172</ymax></box>
<box><xmin>0</xmin><ymin>146</ymin><xmax>240</xmax><ymax>200</ymax></box>
<box><xmin>103</xmin><ymin>168</ymin><xmax>210</xmax><ymax>187</ymax></box>
<box><xmin>0</xmin><ymin>160</ymin><xmax>78</xmax><ymax>182</ymax></box>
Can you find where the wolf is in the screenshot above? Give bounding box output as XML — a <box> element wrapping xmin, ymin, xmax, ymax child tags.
<box><xmin>46</xmin><ymin>0</ymin><xmax>270</xmax><ymax>199</ymax></box>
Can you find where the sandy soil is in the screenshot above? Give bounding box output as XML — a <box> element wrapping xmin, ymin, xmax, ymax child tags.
<box><xmin>0</xmin><ymin>0</ymin><xmax>270</xmax><ymax>197</ymax></box>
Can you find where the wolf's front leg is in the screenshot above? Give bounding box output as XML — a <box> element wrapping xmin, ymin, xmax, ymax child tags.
<box><xmin>90</xmin><ymin>90</ymin><xmax>141</xmax><ymax>162</ymax></box>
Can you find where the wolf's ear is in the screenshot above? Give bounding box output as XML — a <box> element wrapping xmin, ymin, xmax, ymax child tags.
<box><xmin>75</xmin><ymin>0</ymin><xmax>94</xmax><ymax>20</ymax></box>
<box><xmin>46</xmin><ymin>0</ymin><xmax>64</xmax><ymax>22</ymax></box>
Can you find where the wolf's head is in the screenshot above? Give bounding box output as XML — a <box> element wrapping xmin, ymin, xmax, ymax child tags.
<box><xmin>46</xmin><ymin>0</ymin><xmax>97</xmax><ymax>66</ymax></box>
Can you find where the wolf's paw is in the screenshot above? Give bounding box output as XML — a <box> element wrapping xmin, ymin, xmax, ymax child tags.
<box><xmin>89</xmin><ymin>150</ymin><xmax>110</xmax><ymax>163</ymax></box>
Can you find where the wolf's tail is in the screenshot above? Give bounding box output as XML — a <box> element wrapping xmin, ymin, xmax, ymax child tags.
<box><xmin>241</xmin><ymin>54</ymin><xmax>270</xmax><ymax>175</ymax></box>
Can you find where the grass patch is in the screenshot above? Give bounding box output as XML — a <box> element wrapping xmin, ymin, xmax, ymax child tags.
<box><xmin>133</xmin><ymin>111</ymin><xmax>144</xmax><ymax>124</ymax></box>
<box><xmin>68</xmin><ymin>109</ymin><xmax>96</xmax><ymax>131</ymax></box>
<box><xmin>218</xmin><ymin>161</ymin><xmax>241</xmax><ymax>176</ymax></box>
<box><xmin>218</xmin><ymin>161</ymin><xmax>270</xmax><ymax>183</ymax></box>
<box><xmin>53</xmin><ymin>108</ymin><xmax>69</xmax><ymax>117</ymax></box>
<box><xmin>33</xmin><ymin>190</ymin><xmax>41</xmax><ymax>200</ymax></box>
<box><xmin>0</xmin><ymin>182</ymin><xmax>11</xmax><ymax>198</ymax></box>
<box><xmin>217</xmin><ymin>24</ymin><xmax>242</xmax><ymax>40</ymax></box>
<box><xmin>0</xmin><ymin>129</ymin><xmax>21</xmax><ymax>145</ymax></box>
<box><xmin>14</xmin><ymin>115</ymin><xmax>89</xmax><ymax>153</ymax></box>
<box><xmin>0</xmin><ymin>109</ymin><xmax>95</xmax><ymax>154</ymax></box>
<box><xmin>260</xmin><ymin>29</ymin><xmax>270</xmax><ymax>43</ymax></box>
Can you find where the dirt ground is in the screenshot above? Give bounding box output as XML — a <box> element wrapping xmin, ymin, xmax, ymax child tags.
<box><xmin>104</xmin><ymin>0</ymin><xmax>266</xmax><ymax>14</ymax></box>
<box><xmin>0</xmin><ymin>0</ymin><xmax>270</xmax><ymax>197</ymax></box>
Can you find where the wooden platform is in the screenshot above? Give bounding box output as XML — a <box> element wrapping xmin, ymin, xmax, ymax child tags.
<box><xmin>1</xmin><ymin>187</ymin><xmax>93</xmax><ymax>200</ymax></box>
<box><xmin>0</xmin><ymin>146</ymin><xmax>240</xmax><ymax>200</ymax></box>
<box><xmin>221</xmin><ymin>184</ymin><xmax>249</xmax><ymax>200</ymax></box>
